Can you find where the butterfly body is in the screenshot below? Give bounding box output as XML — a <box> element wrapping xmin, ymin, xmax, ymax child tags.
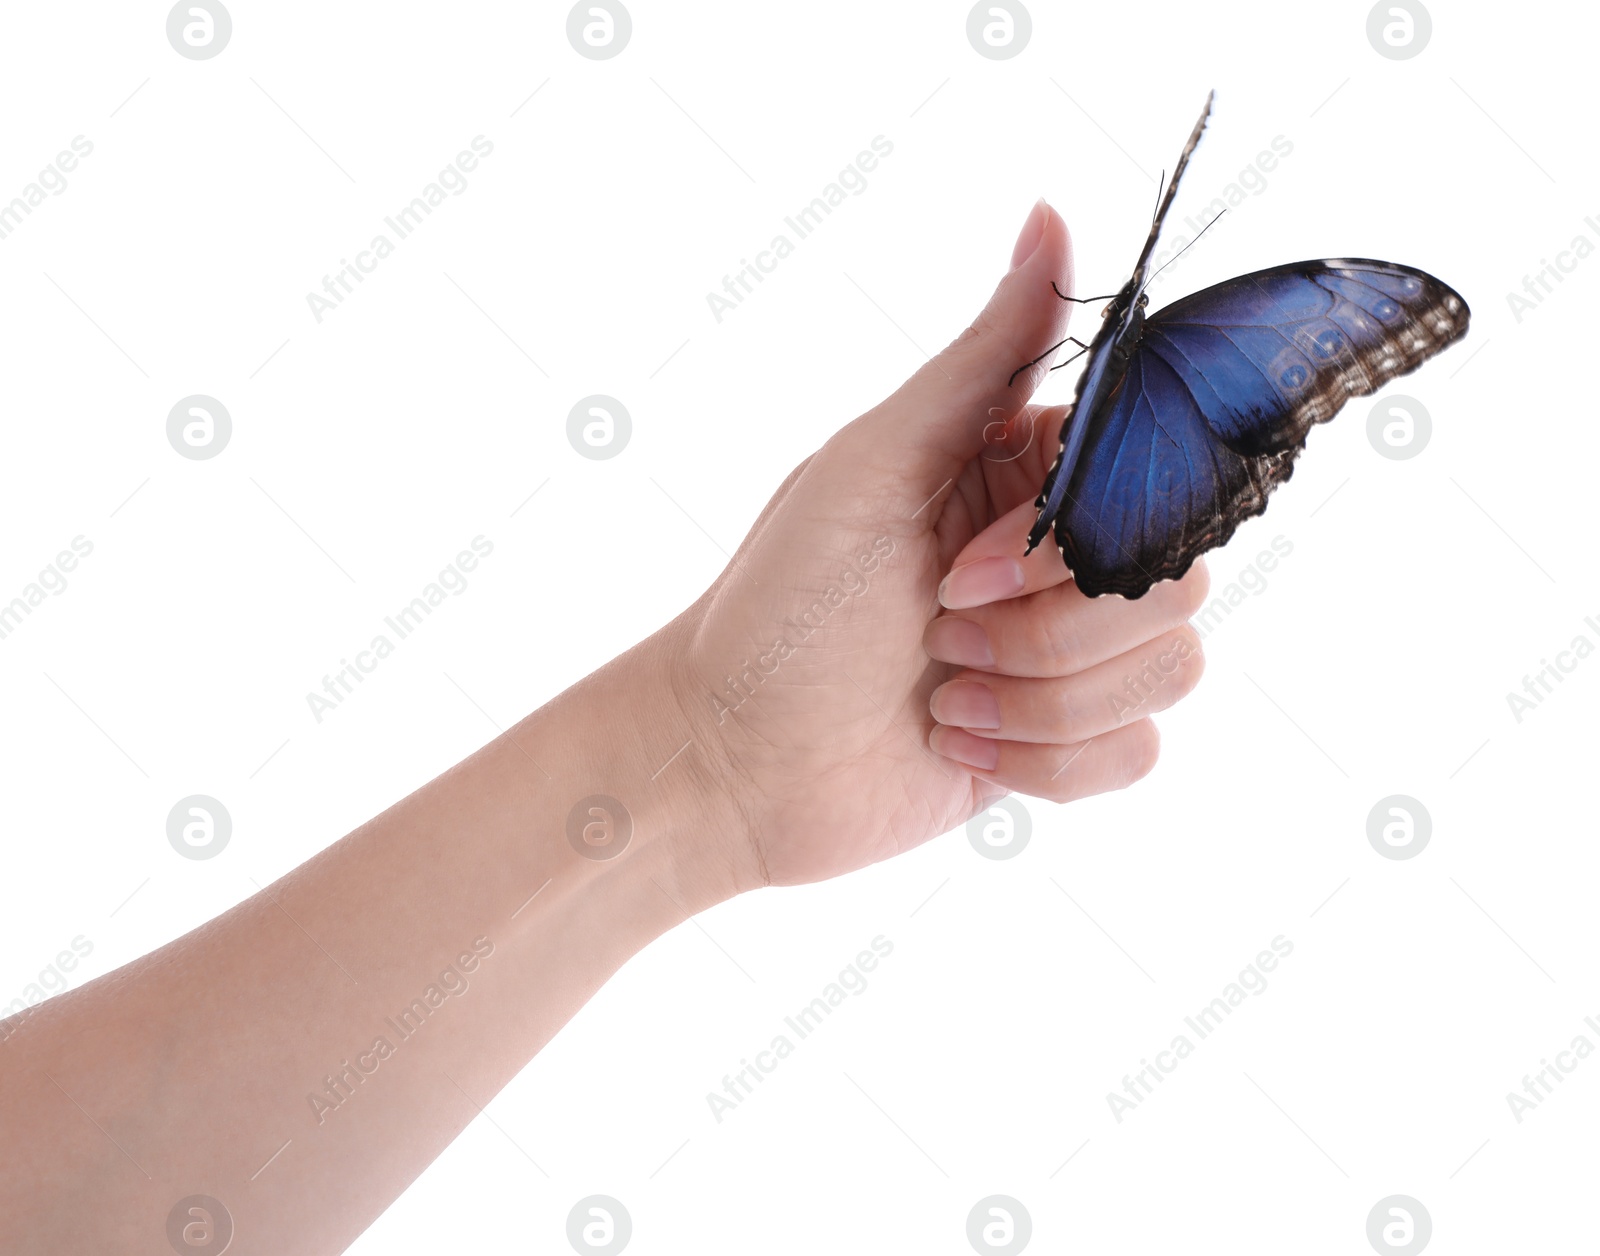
<box><xmin>1022</xmin><ymin>93</ymin><xmax>1471</xmax><ymax>598</ymax></box>
<box><xmin>1027</xmin><ymin>280</ymin><xmax>1145</xmax><ymax>548</ymax></box>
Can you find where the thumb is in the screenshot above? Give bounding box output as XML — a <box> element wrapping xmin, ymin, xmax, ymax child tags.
<box><xmin>862</xmin><ymin>199</ymin><xmax>1075</xmax><ymax>490</ymax></box>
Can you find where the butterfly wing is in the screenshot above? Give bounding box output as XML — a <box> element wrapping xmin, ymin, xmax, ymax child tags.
<box><xmin>1144</xmin><ymin>259</ymin><xmax>1469</xmax><ymax>456</ymax></box>
<box><xmin>1048</xmin><ymin>347</ymin><xmax>1299</xmax><ymax>598</ymax></box>
<box><xmin>1053</xmin><ymin>259</ymin><xmax>1470</xmax><ymax>597</ymax></box>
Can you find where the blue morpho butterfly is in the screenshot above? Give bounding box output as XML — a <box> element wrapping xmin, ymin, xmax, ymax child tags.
<box><xmin>1011</xmin><ymin>90</ymin><xmax>1470</xmax><ymax>598</ymax></box>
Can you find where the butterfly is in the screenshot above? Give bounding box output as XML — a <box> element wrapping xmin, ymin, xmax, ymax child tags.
<box><xmin>1013</xmin><ymin>90</ymin><xmax>1470</xmax><ymax>598</ymax></box>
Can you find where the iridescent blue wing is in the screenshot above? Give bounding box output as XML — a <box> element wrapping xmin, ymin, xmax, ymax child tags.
<box><xmin>1049</xmin><ymin>347</ymin><xmax>1300</xmax><ymax>599</ymax></box>
<box><xmin>1053</xmin><ymin>260</ymin><xmax>1469</xmax><ymax>597</ymax></box>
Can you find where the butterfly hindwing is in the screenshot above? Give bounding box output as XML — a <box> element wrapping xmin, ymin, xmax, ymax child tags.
<box><xmin>1054</xmin><ymin>259</ymin><xmax>1469</xmax><ymax>597</ymax></box>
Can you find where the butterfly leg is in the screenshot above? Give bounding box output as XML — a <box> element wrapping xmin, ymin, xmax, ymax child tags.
<box><xmin>1007</xmin><ymin>336</ymin><xmax>1088</xmax><ymax>388</ymax></box>
<box><xmin>1052</xmin><ymin>281</ymin><xmax>1115</xmax><ymax>304</ymax></box>
<box><xmin>1047</xmin><ymin>344</ymin><xmax>1091</xmax><ymax>372</ymax></box>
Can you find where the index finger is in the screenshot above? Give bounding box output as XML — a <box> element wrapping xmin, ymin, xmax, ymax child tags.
<box><xmin>937</xmin><ymin>496</ymin><xmax>1075</xmax><ymax>610</ymax></box>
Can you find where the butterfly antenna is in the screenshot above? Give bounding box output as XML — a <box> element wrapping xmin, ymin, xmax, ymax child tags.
<box><xmin>1151</xmin><ymin>170</ymin><xmax>1167</xmax><ymax>224</ymax></box>
<box><xmin>1144</xmin><ymin>207</ymin><xmax>1227</xmax><ymax>286</ymax></box>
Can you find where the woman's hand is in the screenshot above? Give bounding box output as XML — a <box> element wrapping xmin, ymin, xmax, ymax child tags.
<box><xmin>659</xmin><ymin>201</ymin><xmax>1211</xmax><ymax>896</ymax></box>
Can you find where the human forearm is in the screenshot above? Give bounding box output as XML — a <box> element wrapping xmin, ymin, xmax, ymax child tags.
<box><xmin>2</xmin><ymin>625</ymin><xmax>737</xmax><ymax>1254</ymax></box>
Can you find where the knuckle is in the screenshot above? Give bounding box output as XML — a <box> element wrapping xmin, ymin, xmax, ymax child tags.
<box><xmin>1033</xmin><ymin>614</ymin><xmax>1085</xmax><ymax>675</ymax></box>
<box><xmin>945</xmin><ymin>305</ymin><xmax>1001</xmax><ymax>360</ymax></box>
<box><xmin>1058</xmin><ymin>693</ymin><xmax>1100</xmax><ymax>743</ymax></box>
<box><xmin>1042</xmin><ymin>764</ymin><xmax>1083</xmax><ymax>805</ymax></box>
<box><xmin>1123</xmin><ymin>719</ymin><xmax>1162</xmax><ymax>783</ymax></box>
<box><xmin>966</xmin><ymin>304</ymin><xmax>1000</xmax><ymax>344</ymax></box>
<box><xmin>1045</xmin><ymin>780</ymin><xmax>1078</xmax><ymax>805</ymax></box>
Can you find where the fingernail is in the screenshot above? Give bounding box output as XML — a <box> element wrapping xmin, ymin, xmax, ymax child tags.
<box><xmin>939</xmin><ymin>556</ymin><xmax>1026</xmax><ymax>609</ymax></box>
<box><xmin>931</xmin><ymin>680</ymin><xmax>1002</xmax><ymax>730</ymax></box>
<box><xmin>931</xmin><ymin>725</ymin><xmax>1001</xmax><ymax>773</ymax></box>
<box><xmin>924</xmin><ymin>617</ymin><xmax>995</xmax><ymax>668</ymax></box>
<box><xmin>1009</xmin><ymin>198</ymin><xmax>1048</xmax><ymax>272</ymax></box>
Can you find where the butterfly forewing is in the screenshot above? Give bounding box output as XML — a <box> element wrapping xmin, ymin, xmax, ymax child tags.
<box><xmin>1144</xmin><ymin>260</ymin><xmax>1468</xmax><ymax>457</ymax></box>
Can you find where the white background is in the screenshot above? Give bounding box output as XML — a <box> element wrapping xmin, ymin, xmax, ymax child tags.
<box><xmin>1</xmin><ymin>1</ymin><xmax>1594</xmax><ymax>1252</ymax></box>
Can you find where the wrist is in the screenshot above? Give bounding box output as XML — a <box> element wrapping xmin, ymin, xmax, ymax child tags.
<box><xmin>539</xmin><ymin>619</ymin><xmax>758</xmax><ymax>916</ymax></box>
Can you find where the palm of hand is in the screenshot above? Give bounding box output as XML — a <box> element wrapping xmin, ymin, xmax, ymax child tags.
<box><xmin>679</xmin><ymin>407</ymin><xmax>1060</xmax><ymax>888</ymax></box>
